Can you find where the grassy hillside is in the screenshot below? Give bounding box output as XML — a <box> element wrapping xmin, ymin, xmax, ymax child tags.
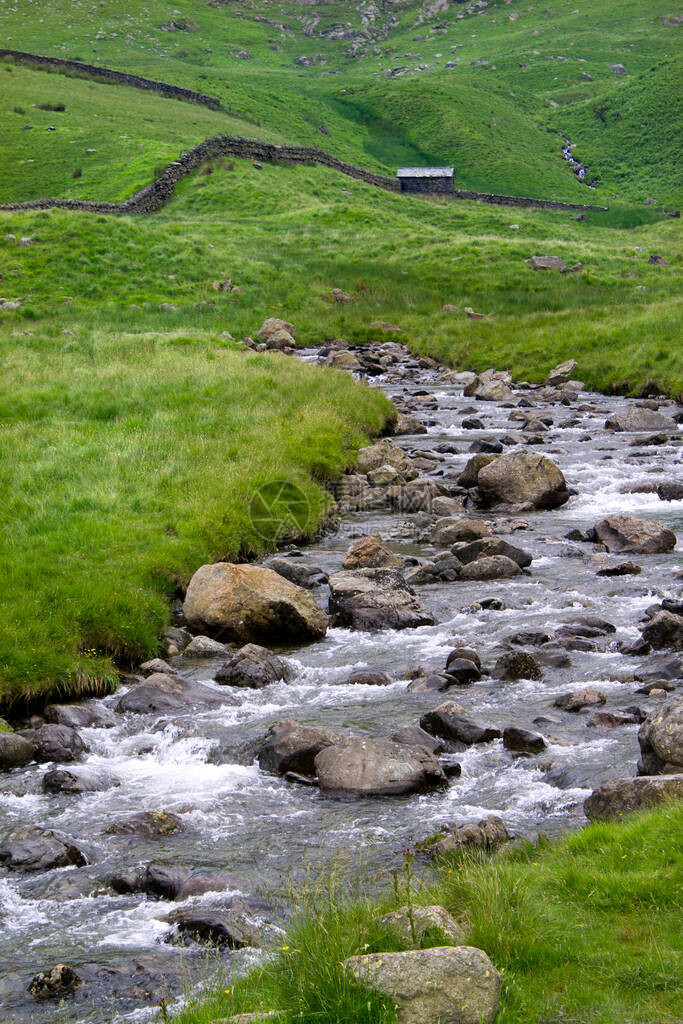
<box><xmin>173</xmin><ymin>801</ymin><xmax>683</xmax><ymax>1024</ymax></box>
<box><xmin>2</xmin><ymin>0</ymin><xmax>681</xmax><ymax>203</ymax></box>
<box><xmin>0</xmin><ymin>1</ymin><xmax>680</xmax><ymax>706</ymax></box>
<box><xmin>0</xmin><ymin>324</ymin><xmax>391</xmax><ymax>707</ymax></box>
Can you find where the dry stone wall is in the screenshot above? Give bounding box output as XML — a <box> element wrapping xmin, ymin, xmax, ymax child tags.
<box><xmin>0</xmin><ymin>48</ymin><xmax>222</xmax><ymax>109</ymax></box>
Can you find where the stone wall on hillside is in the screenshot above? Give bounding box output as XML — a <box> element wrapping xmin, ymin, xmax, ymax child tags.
<box><xmin>0</xmin><ymin>48</ymin><xmax>222</xmax><ymax>109</ymax></box>
<box><xmin>0</xmin><ymin>134</ymin><xmax>607</xmax><ymax>216</ymax></box>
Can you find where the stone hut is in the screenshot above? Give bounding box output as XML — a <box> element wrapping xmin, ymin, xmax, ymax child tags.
<box><xmin>397</xmin><ymin>166</ymin><xmax>455</xmax><ymax>194</ymax></box>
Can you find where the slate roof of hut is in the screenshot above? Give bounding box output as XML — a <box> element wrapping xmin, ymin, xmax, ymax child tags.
<box><xmin>397</xmin><ymin>166</ymin><xmax>454</xmax><ymax>178</ymax></box>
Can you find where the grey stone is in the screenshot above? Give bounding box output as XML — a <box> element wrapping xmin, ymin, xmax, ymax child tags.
<box><xmin>315</xmin><ymin>737</ymin><xmax>448</xmax><ymax>798</ymax></box>
<box><xmin>584</xmin><ymin>775</ymin><xmax>683</xmax><ymax>820</ymax></box>
<box><xmin>342</xmin><ymin>945</ymin><xmax>502</xmax><ymax>1024</ymax></box>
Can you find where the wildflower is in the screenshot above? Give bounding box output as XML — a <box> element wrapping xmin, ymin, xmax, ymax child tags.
<box><xmin>281</xmin><ymin>945</ymin><xmax>290</xmax><ymax>951</ymax></box>
<box><xmin>224</xmin><ymin>988</ymin><xmax>231</xmax><ymax>995</ymax></box>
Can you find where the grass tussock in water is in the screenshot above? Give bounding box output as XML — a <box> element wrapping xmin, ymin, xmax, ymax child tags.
<box><xmin>0</xmin><ymin>329</ymin><xmax>391</xmax><ymax>706</ymax></box>
<box><xmin>173</xmin><ymin>803</ymin><xmax>683</xmax><ymax>1024</ymax></box>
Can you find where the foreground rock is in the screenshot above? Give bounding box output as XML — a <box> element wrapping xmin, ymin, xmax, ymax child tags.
<box><xmin>328</xmin><ymin>568</ymin><xmax>434</xmax><ymax>631</ymax></box>
<box><xmin>356</xmin><ymin>439</ymin><xmax>418</xmax><ymax>479</ymax></box>
<box><xmin>183</xmin><ymin>563</ymin><xmax>328</xmax><ymax>644</ymax></box>
<box><xmin>637</xmin><ymin>696</ymin><xmax>682</xmax><ymax>775</ymax></box>
<box><xmin>0</xmin><ymin>732</ymin><xmax>34</xmax><ymax>770</ymax></box>
<box><xmin>379</xmin><ymin>905</ymin><xmax>465</xmax><ymax>945</ymax></box>
<box><xmin>641</xmin><ymin>611</ymin><xmax>683</xmax><ymax>650</ymax></box>
<box><xmin>314</xmin><ymin>737</ymin><xmax>448</xmax><ymax>798</ymax></box>
<box><xmin>0</xmin><ymin>825</ymin><xmax>88</xmax><ymax>871</ymax></box>
<box><xmin>257</xmin><ymin>721</ymin><xmax>340</xmax><ymax>776</ymax></box>
<box><xmin>342</xmin><ymin>533</ymin><xmax>402</xmax><ymax>569</ymax></box>
<box><xmin>166</xmin><ymin>906</ymin><xmax>265</xmax><ymax>949</ymax></box>
<box><xmin>342</xmin><ymin>946</ymin><xmax>502</xmax><ymax>1024</ymax></box>
<box><xmin>476</xmin><ymin>451</ymin><xmax>570</xmax><ymax>510</ymax></box>
<box><xmin>584</xmin><ymin>775</ymin><xmax>683</xmax><ymax>820</ymax></box>
<box><xmin>593</xmin><ymin>515</ymin><xmax>676</xmax><ymax>554</ymax></box>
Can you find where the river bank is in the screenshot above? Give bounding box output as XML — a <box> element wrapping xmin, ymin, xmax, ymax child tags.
<box><xmin>0</xmin><ymin>337</ymin><xmax>680</xmax><ymax>1023</ymax></box>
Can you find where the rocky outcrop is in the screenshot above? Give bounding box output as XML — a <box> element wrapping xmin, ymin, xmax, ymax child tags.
<box><xmin>314</xmin><ymin>737</ymin><xmax>448</xmax><ymax>798</ymax></box>
<box><xmin>476</xmin><ymin>451</ymin><xmax>570</xmax><ymax>509</ymax></box>
<box><xmin>426</xmin><ymin>816</ymin><xmax>510</xmax><ymax>857</ymax></box>
<box><xmin>183</xmin><ymin>563</ymin><xmax>328</xmax><ymax>644</ymax></box>
<box><xmin>342</xmin><ymin>946</ymin><xmax>502</xmax><ymax>1024</ymax></box>
<box><xmin>584</xmin><ymin>775</ymin><xmax>683</xmax><ymax>820</ymax></box>
<box><xmin>637</xmin><ymin>696</ymin><xmax>682</xmax><ymax>775</ymax></box>
<box><xmin>328</xmin><ymin>568</ymin><xmax>434</xmax><ymax>631</ymax></box>
<box><xmin>593</xmin><ymin>515</ymin><xmax>676</xmax><ymax>554</ymax></box>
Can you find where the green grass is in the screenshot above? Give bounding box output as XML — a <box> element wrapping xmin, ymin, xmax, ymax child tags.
<box><xmin>2</xmin><ymin>0</ymin><xmax>681</xmax><ymax>204</ymax></box>
<box><xmin>171</xmin><ymin>802</ymin><xmax>683</xmax><ymax>1024</ymax></box>
<box><xmin>0</xmin><ymin>1</ymin><xmax>680</xmax><ymax>705</ymax></box>
<box><xmin>0</xmin><ymin>327</ymin><xmax>390</xmax><ymax>706</ymax></box>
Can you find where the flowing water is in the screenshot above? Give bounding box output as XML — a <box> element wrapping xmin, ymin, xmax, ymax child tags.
<box><xmin>1</xmin><ymin>347</ymin><xmax>681</xmax><ymax>1023</ymax></box>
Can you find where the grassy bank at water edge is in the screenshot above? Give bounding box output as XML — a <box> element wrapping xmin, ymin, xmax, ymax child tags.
<box><xmin>173</xmin><ymin>802</ymin><xmax>683</xmax><ymax>1024</ymax></box>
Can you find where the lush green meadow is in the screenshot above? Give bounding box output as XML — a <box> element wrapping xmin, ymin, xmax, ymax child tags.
<box><xmin>172</xmin><ymin>802</ymin><xmax>683</xmax><ymax>1024</ymax></box>
<box><xmin>0</xmin><ymin>0</ymin><xmax>680</xmax><ymax>706</ymax></box>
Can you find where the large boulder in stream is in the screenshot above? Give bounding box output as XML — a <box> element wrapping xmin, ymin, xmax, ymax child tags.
<box><xmin>43</xmin><ymin>767</ymin><xmax>121</xmax><ymax>794</ymax></box>
<box><xmin>0</xmin><ymin>825</ymin><xmax>88</xmax><ymax>872</ymax></box>
<box><xmin>183</xmin><ymin>563</ymin><xmax>328</xmax><ymax>644</ymax></box>
<box><xmin>314</xmin><ymin>737</ymin><xmax>448</xmax><ymax>798</ymax></box>
<box><xmin>328</xmin><ymin>568</ymin><xmax>434</xmax><ymax>631</ymax></box>
<box><xmin>637</xmin><ymin>696</ymin><xmax>683</xmax><ymax>775</ymax></box>
<box><xmin>584</xmin><ymin>775</ymin><xmax>683</xmax><ymax>821</ymax></box>
<box><xmin>593</xmin><ymin>514</ymin><xmax>676</xmax><ymax>554</ymax></box>
<box><xmin>605</xmin><ymin>407</ymin><xmax>676</xmax><ymax>432</ymax></box>
<box><xmin>342</xmin><ymin>946</ymin><xmax>502</xmax><ymax>1024</ymax></box>
<box><xmin>476</xmin><ymin>451</ymin><xmax>570</xmax><ymax>510</ymax></box>
<box><xmin>356</xmin><ymin>439</ymin><xmax>418</xmax><ymax>480</ymax></box>
<box><xmin>105</xmin><ymin>811</ymin><xmax>185</xmax><ymax>837</ymax></box>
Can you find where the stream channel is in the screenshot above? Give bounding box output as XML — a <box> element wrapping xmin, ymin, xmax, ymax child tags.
<box><xmin>1</xmin><ymin>343</ymin><xmax>681</xmax><ymax>1023</ymax></box>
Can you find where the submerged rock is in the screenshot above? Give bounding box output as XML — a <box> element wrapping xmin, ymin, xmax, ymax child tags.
<box><xmin>43</xmin><ymin>767</ymin><xmax>120</xmax><ymax>794</ymax></box>
<box><xmin>105</xmin><ymin>811</ymin><xmax>185</xmax><ymax>837</ymax></box>
<box><xmin>342</xmin><ymin>946</ymin><xmax>502</xmax><ymax>1024</ymax></box>
<box><xmin>183</xmin><ymin>563</ymin><xmax>328</xmax><ymax>644</ymax></box>
<box><xmin>0</xmin><ymin>825</ymin><xmax>88</xmax><ymax>872</ymax></box>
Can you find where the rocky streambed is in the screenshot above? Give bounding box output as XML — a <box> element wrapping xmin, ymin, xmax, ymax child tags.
<box><xmin>0</xmin><ymin>341</ymin><xmax>681</xmax><ymax>1023</ymax></box>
